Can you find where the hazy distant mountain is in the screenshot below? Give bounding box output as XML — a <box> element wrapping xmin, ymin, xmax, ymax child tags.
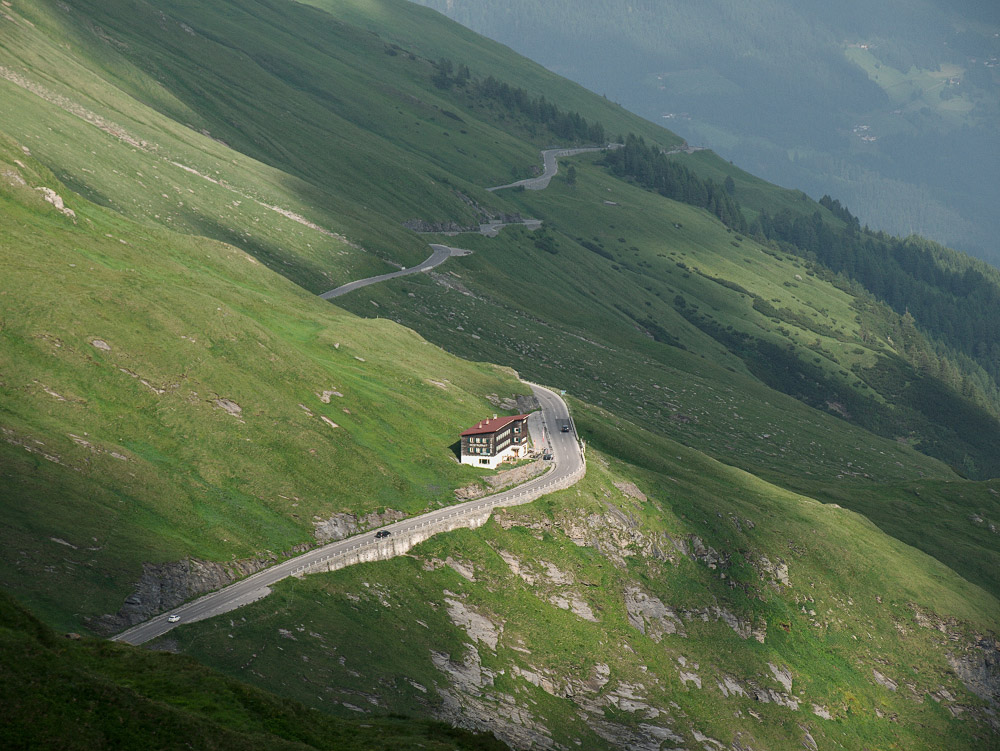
<box><xmin>414</xmin><ymin>0</ymin><xmax>1000</xmax><ymax>262</ymax></box>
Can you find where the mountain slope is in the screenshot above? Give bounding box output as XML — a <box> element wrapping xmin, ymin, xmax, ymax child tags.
<box><xmin>0</xmin><ymin>590</ymin><xmax>505</xmax><ymax>751</ymax></box>
<box><xmin>0</xmin><ymin>134</ymin><xmax>529</xmax><ymax>631</ymax></box>
<box><xmin>1</xmin><ymin>0</ymin><xmax>998</xmax><ymax>749</ymax></box>
<box><xmin>413</xmin><ymin>0</ymin><xmax>1000</xmax><ymax>261</ymax></box>
<box><xmin>163</xmin><ymin>412</ymin><xmax>1000</xmax><ymax>750</ymax></box>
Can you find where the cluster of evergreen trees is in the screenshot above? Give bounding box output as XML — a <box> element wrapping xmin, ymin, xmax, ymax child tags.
<box><xmin>752</xmin><ymin>200</ymin><xmax>1000</xmax><ymax>392</ymax></box>
<box><xmin>602</xmin><ymin>135</ymin><xmax>747</xmax><ymax>231</ymax></box>
<box><xmin>596</xmin><ymin>132</ymin><xmax>1000</xmax><ymax>463</ymax></box>
<box><xmin>431</xmin><ymin>59</ymin><xmax>606</xmax><ymax>143</ymax></box>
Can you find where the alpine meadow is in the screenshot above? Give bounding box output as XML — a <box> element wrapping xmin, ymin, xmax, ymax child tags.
<box><xmin>0</xmin><ymin>1</ymin><xmax>998</xmax><ymax>750</ymax></box>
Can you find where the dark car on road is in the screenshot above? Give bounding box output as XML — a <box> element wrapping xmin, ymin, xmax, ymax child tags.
<box><xmin>560</xmin><ymin>425</ymin><xmax>570</xmax><ymax>432</ymax></box>
<box><xmin>375</xmin><ymin>530</ymin><xmax>391</xmax><ymax>539</ymax></box>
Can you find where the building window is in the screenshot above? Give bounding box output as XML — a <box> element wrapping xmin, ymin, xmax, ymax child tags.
<box><xmin>479</xmin><ymin>458</ymin><xmax>489</xmax><ymax>465</ymax></box>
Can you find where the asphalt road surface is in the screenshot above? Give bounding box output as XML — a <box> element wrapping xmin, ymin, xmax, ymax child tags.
<box><xmin>319</xmin><ymin>243</ymin><xmax>470</xmax><ymax>299</ymax></box>
<box><xmin>487</xmin><ymin>145</ymin><xmax>619</xmax><ymax>192</ymax></box>
<box><xmin>113</xmin><ymin>383</ymin><xmax>583</xmax><ymax>646</ymax></box>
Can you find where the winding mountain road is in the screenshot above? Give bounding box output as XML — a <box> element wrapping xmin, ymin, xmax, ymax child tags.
<box><xmin>113</xmin><ymin>383</ymin><xmax>583</xmax><ymax>646</ymax></box>
<box><xmin>322</xmin><ymin>145</ymin><xmax>619</xmax><ymax>298</ymax></box>
<box><xmin>487</xmin><ymin>145</ymin><xmax>615</xmax><ymax>192</ymax></box>
<box><xmin>320</xmin><ymin>243</ymin><xmax>470</xmax><ymax>299</ymax></box>
<box><xmin>111</xmin><ymin>144</ymin><xmax>604</xmax><ymax>646</ymax></box>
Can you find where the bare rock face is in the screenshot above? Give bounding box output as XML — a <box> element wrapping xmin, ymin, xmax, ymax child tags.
<box><xmin>624</xmin><ymin>585</ymin><xmax>685</xmax><ymax>640</ymax></box>
<box><xmin>431</xmin><ymin>645</ymin><xmax>555</xmax><ymax>750</ymax></box>
<box><xmin>548</xmin><ymin>593</ymin><xmax>598</xmax><ymax>622</ymax></box>
<box><xmin>456</xmin><ymin>460</ymin><xmax>547</xmax><ymax>501</ymax></box>
<box><xmin>37</xmin><ymin>186</ymin><xmax>76</xmax><ymax>218</ymax></box>
<box><xmin>2</xmin><ymin>167</ymin><xmax>27</xmax><ymax>187</ymax></box>
<box><xmin>747</xmin><ymin>683</ymin><xmax>800</xmax><ymax>710</ymax></box>
<box><xmin>402</xmin><ymin>218</ymin><xmax>475</xmax><ymax>233</ymax></box>
<box><xmin>718</xmin><ymin>675</ymin><xmax>748</xmax><ymax>698</ymax></box>
<box><xmin>769</xmin><ymin>663</ymin><xmax>794</xmax><ymax>693</ymax></box>
<box><xmin>313</xmin><ymin>508</ymin><xmax>405</xmax><ymax>543</ymax></box>
<box><xmin>559</xmin><ymin>505</ymin><xmax>673</xmax><ymax>568</ymax></box>
<box><xmin>516</xmin><ymin>393</ymin><xmax>540</xmax><ymax>413</ymax></box>
<box><xmin>485</xmin><ymin>393</ymin><xmax>520</xmax><ymax>411</ymax></box>
<box><xmin>95</xmin><ymin>556</ymin><xmax>270</xmax><ymax>634</ymax></box>
<box><xmin>445</xmin><ymin>597</ymin><xmax>502</xmax><ymax>650</ymax></box>
<box><xmin>755</xmin><ymin>554</ymin><xmax>791</xmax><ymax>586</ymax></box>
<box><xmin>431</xmin><ymin>646</ymin><xmax>493</xmax><ymax>693</ymax></box>
<box><xmin>688</xmin><ymin>535</ymin><xmax>729</xmax><ymax>570</ymax></box>
<box><xmin>586</xmin><ymin>717</ymin><xmax>683</xmax><ymax>751</ymax></box>
<box><xmin>212</xmin><ymin>398</ymin><xmax>243</xmax><ymax>418</ymax></box>
<box><xmin>949</xmin><ymin>640</ymin><xmax>1000</xmax><ymax>706</ymax></box>
<box><xmin>872</xmin><ymin>669</ymin><xmax>898</xmax><ymax>692</ymax></box>
<box><xmin>485</xmin><ymin>460</ymin><xmax>546</xmax><ymax>490</ymax></box>
<box><xmin>613</xmin><ymin>481</ymin><xmax>647</xmax><ymax>503</ymax></box>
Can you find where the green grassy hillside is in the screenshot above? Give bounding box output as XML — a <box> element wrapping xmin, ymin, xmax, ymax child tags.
<box><xmin>0</xmin><ymin>0</ymin><xmax>997</xmax><ymax>749</ymax></box>
<box><xmin>0</xmin><ymin>589</ymin><xmax>505</xmax><ymax>750</ymax></box>
<box><xmin>161</xmin><ymin>405</ymin><xmax>1000</xmax><ymax>749</ymax></box>
<box><xmin>0</xmin><ymin>135</ymin><xmax>528</xmax><ymax>631</ymax></box>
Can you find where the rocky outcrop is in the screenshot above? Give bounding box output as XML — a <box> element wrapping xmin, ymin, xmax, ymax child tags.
<box><xmin>755</xmin><ymin>554</ymin><xmax>791</xmax><ymax>587</ymax></box>
<box><xmin>212</xmin><ymin>397</ymin><xmax>243</xmax><ymax>419</ymax></box>
<box><xmin>313</xmin><ymin>508</ymin><xmax>405</xmax><ymax>543</ymax></box>
<box><xmin>949</xmin><ymin>639</ymin><xmax>1000</xmax><ymax>706</ymax></box>
<box><xmin>558</xmin><ymin>505</ymin><xmax>674</xmax><ymax>567</ymax></box>
<box><xmin>686</xmin><ymin>535</ymin><xmax>729</xmax><ymax>570</ymax></box>
<box><xmin>485</xmin><ymin>393</ymin><xmax>520</xmax><ymax>411</ymax></box>
<box><xmin>872</xmin><ymin>669</ymin><xmax>898</xmax><ymax>692</ymax></box>
<box><xmin>402</xmin><ymin>218</ymin><xmax>477</xmax><ymax>234</ymax></box>
<box><xmin>504</xmin><ymin>659</ymin><xmax>683</xmax><ymax>748</ymax></box>
<box><xmin>445</xmin><ymin>597</ymin><xmax>502</xmax><ymax>650</ymax></box>
<box><xmin>586</xmin><ymin>719</ymin><xmax>680</xmax><ymax>751</ymax></box>
<box><xmin>548</xmin><ymin>593</ymin><xmax>598</xmax><ymax>621</ymax></box>
<box><xmin>769</xmin><ymin>663</ymin><xmax>794</xmax><ymax>693</ymax></box>
<box><xmin>515</xmin><ymin>393</ymin><xmax>540</xmax><ymax>413</ymax></box>
<box><xmin>95</xmin><ymin>552</ymin><xmax>301</xmax><ymax>634</ymax></box>
<box><xmin>431</xmin><ymin>645</ymin><xmax>555</xmax><ymax>750</ymax></box>
<box><xmin>624</xmin><ymin>585</ymin><xmax>685</xmax><ymax>640</ymax></box>
<box><xmin>455</xmin><ymin>460</ymin><xmax>547</xmax><ymax>502</ymax></box>
<box><xmin>37</xmin><ymin>186</ymin><xmax>76</xmax><ymax>218</ymax></box>
<box><xmin>405</xmin><ymin>188</ymin><xmax>536</xmax><ymax>236</ymax></box>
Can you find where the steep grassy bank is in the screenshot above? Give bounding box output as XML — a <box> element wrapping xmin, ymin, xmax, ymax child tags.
<box><xmin>0</xmin><ymin>590</ymin><xmax>505</xmax><ymax>750</ymax></box>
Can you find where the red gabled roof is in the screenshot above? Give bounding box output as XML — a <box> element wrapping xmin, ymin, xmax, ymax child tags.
<box><xmin>461</xmin><ymin>413</ymin><xmax>531</xmax><ymax>437</ymax></box>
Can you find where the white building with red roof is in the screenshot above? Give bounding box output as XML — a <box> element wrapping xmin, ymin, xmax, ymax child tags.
<box><xmin>460</xmin><ymin>413</ymin><xmax>532</xmax><ymax>469</ymax></box>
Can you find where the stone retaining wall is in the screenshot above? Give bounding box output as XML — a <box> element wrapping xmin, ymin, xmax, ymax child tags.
<box><xmin>292</xmin><ymin>461</ymin><xmax>586</xmax><ymax>579</ymax></box>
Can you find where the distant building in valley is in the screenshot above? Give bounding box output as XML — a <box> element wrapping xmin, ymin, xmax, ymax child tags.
<box><xmin>460</xmin><ymin>413</ymin><xmax>531</xmax><ymax>468</ymax></box>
